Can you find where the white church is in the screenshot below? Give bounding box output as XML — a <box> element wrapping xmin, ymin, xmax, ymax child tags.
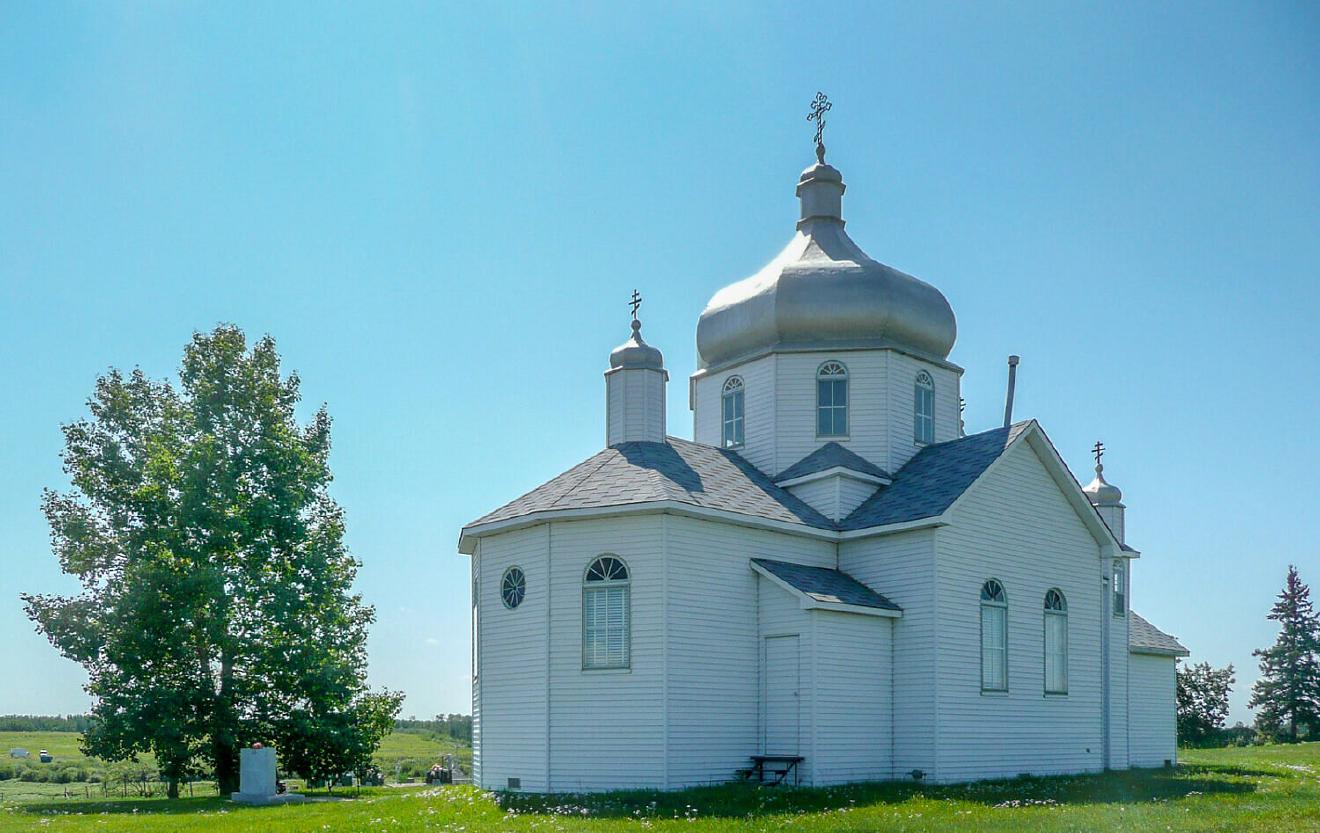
<box><xmin>459</xmin><ymin>130</ymin><xmax>1188</xmax><ymax>792</ymax></box>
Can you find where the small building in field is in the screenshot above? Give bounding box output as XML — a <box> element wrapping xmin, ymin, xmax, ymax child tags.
<box><xmin>459</xmin><ymin>138</ymin><xmax>1188</xmax><ymax>791</ymax></box>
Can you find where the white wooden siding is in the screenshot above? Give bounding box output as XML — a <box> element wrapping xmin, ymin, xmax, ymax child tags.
<box><xmin>546</xmin><ymin>517</ymin><xmax>666</xmax><ymax>791</ymax></box>
<box><xmin>882</xmin><ymin>352</ymin><xmax>962</xmax><ymax>473</ymax></box>
<box><xmin>785</xmin><ymin>475</ymin><xmax>879</xmax><ymax>522</ymax></box>
<box><xmin>811</xmin><ymin>610</ymin><xmax>893</xmax><ymax>783</ymax></box>
<box><xmin>839</xmin><ymin>529</ymin><xmax>937</xmax><ymax>778</ymax></box>
<box><xmin>474</xmin><ymin>526</ymin><xmax>550</xmax><ymax>790</ymax></box>
<box><xmin>693</xmin><ymin>356</ymin><xmax>777</xmax><ymax>472</ymax></box>
<box><xmin>693</xmin><ymin>349</ymin><xmax>961</xmax><ymax>479</ymax></box>
<box><xmin>757</xmin><ymin>574</ymin><xmax>814</xmax><ymax>784</ymax></box>
<box><xmin>1129</xmin><ymin>653</ymin><xmax>1177</xmax><ymax>767</ymax></box>
<box><xmin>933</xmin><ymin>440</ymin><xmax>1106</xmax><ymax>782</ymax></box>
<box><xmin>606</xmin><ymin>368</ymin><xmax>666</xmax><ymax>445</ymax></box>
<box><xmin>1109</xmin><ymin>595</ymin><xmax>1130</xmax><ymax>769</ymax></box>
<box><xmin>666</xmin><ymin>517</ymin><xmax>834</xmax><ymax>787</ymax></box>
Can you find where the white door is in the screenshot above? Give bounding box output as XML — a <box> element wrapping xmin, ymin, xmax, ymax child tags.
<box><xmin>764</xmin><ymin>635</ymin><xmax>800</xmax><ymax>754</ymax></box>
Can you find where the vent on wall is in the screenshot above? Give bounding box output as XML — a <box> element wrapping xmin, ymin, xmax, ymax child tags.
<box><xmin>507</xmin><ymin>777</ymin><xmax>521</xmax><ymax>790</ymax></box>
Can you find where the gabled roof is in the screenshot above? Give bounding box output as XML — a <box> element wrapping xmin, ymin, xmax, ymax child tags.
<box><xmin>1130</xmin><ymin>612</ymin><xmax>1190</xmax><ymax>656</ymax></box>
<box><xmin>841</xmin><ymin>422</ymin><xmax>1033</xmax><ymax>530</ymax></box>
<box><xmin>751</xmin><ymin>558</ymin><xmax>901</xmax><ymax>616</ymax></box>
<box><xmin>462</xmin><ymin>438</ymin><xmax>835</xmax><ymax>543</ymax></box>
<box><xmin>774</xmin><ymin>442</ymin><xmax>891</xmax><ymax>484</ymax></box>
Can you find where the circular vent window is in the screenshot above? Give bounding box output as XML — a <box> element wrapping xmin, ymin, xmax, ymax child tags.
<box><xmin>501</xmin><ymin>566</ymin><xmax>526</xmax><ymax>609</ymax></box>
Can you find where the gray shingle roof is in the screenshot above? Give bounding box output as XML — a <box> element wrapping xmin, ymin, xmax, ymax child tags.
<box><xmin>466</xmin><ymin>437</ymin><xmax>835</xmax><ymax>531</ymax></box>
<box><xmin>752</xmin><ymin>559</ymin><xmax>901</xmax><ymax>611</ymax></box>
<box><xmin>775</xmin><ymin>442</ymin><xmax>891</xmax><ymax>483</ymax></box>
<box><xmin>1130</xmin><ymin>612</ymin><xmax>1189</xmax><ymax>656</ymax></box>
<box><xmin>840</xmin><ymin>421</ymin><xmax>1034</xmax><ymax>530</ymax></box>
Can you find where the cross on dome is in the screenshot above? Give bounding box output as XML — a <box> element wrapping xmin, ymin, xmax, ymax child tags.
<box><xmin>630</xmin><ymin>289</ymin><xmax>642</xmax><ymax>321</ymax></box>
<box><xmin>806</xmin><ymin>91</ymin><xmax>832</xmax><ymax>163</ymax></box>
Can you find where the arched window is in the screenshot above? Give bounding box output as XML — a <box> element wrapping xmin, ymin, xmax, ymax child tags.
<box><xmin>501</xmin><ymin>566</ymin><xmax>526</xmax><ymax>609</ymax></box>
<box><xmin>816</xmin><ymin>361</ymin><xmax>849</xmax><ymax>437</ymax></box>
<box><xmin>980</xmin><ymin>579</ymin><xmax>1008</xmax><ymax>691</ymax></box>
<box><xmin>721</xmin><ymin>376</ymin><xmax>745</xmax><ymax>449</ymax></box>
<box><xmin>583</xmin><ymin>556</ymin><xmax>630</xmax><ymax>669</ymax></box>
<box><xmin>1044</xmin><ymin>589</ymin><xmax>1068</xmax><ymax>694</ymax></box>
<box><xmin>914</xmin><ymin>371</ymin><xmax>935</xmax><ymax>445</ymax></box>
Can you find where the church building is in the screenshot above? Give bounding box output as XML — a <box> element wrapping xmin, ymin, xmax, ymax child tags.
<box><xmin>459</xmin><ymin>127</ymin><xmax>1188</xmax><ymax>791</ymax></box>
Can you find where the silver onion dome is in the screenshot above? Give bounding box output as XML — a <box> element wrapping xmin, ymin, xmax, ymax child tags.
<box><xmin>696</xmin><ymin>158</ymin><xmax>957</xmax><ymax>369</ymax></box>
<box><xmin>1083</xmin><ymin>464</ymin><xmax>1124</xmax><ymax>507</ymax></box>
<box><xmin>610</xmin><ymin>319</ymin><xmax>665</xmax><ymax>370</ymax></box>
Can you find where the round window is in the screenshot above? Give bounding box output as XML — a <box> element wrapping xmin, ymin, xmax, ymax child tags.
<box><xmin>501</xmin><ymin>567</ymin><xmax>526</xmax><ymax>609</ymax></box>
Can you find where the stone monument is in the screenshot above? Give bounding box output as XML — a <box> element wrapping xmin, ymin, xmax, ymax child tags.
<box><xmin>230</xmin><ymin>744</ymin><xmax>306</xmax><ymax>805</ymax></box>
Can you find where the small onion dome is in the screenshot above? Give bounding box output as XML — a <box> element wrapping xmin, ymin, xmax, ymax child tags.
<box><xmin>695</xmin><ymin>158</ymin><xmax>957</xmax><ymax>370</ymax></box>
<box><xmin>1083</xmin><ymin>464</ymin><xmax>1124</xmax><ymax>507</ymax></box>
<box><xmin>610</xmin><ymin>319</ymin><xmax>664</xmax><ymax>370</ymax></box>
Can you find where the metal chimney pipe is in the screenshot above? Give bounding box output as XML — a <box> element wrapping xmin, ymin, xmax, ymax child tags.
<box><xmin>1003</xmin><ymin>355</ymin><xmax>1020</xmax><ymax>428</ymax></box>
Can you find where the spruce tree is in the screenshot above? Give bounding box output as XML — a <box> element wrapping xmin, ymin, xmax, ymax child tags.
<box><xmin>1249</xmin><ymin>565</ymin><xmax>1320</xmax><ymax>741</ymax></box>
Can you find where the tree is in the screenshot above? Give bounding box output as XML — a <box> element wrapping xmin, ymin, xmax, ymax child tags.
<box><xmin>22</xmin><ymin>326</ymin><xmax>401</xmax><ymax>796</ymax></box>
<box><xmin>1249</xmin><ymin>565</ymin><xmax>1320</xmax><ymax>742</ymax></box>
<box><xmin>1176</xmin><ymin>661</ymin><xmax>1234</xmax><ymax>746</ymax></box>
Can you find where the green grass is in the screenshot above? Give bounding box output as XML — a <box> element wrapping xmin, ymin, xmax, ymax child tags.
<box><xmin>2</xmin><ymin>743</ymin><xmax>1318</xmax><ymax>831</ymax></box>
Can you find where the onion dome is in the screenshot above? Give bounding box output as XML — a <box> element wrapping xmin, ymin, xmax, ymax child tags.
<box><xmin>695</xmin><ymin>156</ymin><xmax>957</xmax><ymax>369</ymax></box>
<box><xmin>1083</xmin><ymin>463</ymin><xmax>1124</xmax><ymax>507</ymax></box>
<box><xmin>610</xmin><ymin>318</ymin><xmax>664</xmax><ymax>370</ymax></box>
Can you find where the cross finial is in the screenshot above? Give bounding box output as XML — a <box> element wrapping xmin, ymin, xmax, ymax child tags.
<box><xmin>1092</xmin><ymin>441</ymin><xmax>1105</xmax><ymax>469</ymax></box>
<box><xmin>806</xmin><ymin>91</ymin><xmax>832</xmax><ymax>163</ymax></box>
<box><xmin>629</xmin><ymin>289</ymin><xmax>642</xmax><ymax>321</ymax></box>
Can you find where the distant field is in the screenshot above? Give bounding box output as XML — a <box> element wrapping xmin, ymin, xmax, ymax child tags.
<box><xmin>0</xmin><ymin>728</ymin><xmax>469</xmax><ymax>801</ymax></box>
<box><xmin>2</xmin><ymin>742</ymin><xmax>1318</xmax><ymax>832</ymax></box>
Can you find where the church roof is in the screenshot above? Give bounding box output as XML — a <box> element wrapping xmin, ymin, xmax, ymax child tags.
<box><xmin>1129</xmin><ymin>612</ymin><xmax>1190</xmax><ymax>656</ymax></box>
<box><xmin>752</xmin><ymin>558</ymin><xmax>901</xmax><ymax>612</ymax></box>
<box><xmin>840</xmin><ymin>421</ymin><xmax>1035</xmax><ymax>530</ymax></box>
<box><xmin>465</xmin><ymin>437</ymin><xmax>835</xmax><ymax>533</ymax></box>
<box><xmin>774</xmin><ymin>441</ymin><xmax>891</xmax><ymax>484</ymax></box>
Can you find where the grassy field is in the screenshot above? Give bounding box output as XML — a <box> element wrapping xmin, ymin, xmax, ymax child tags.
<box><xmin>1</xmin><ymin>743</ymin><xmax>1318</xmax><ymax>832</ymax></box>
<box><xmin>0</xmin><ymin>728</ymin><xmax>470</xmax><ymax>803</ymax></box>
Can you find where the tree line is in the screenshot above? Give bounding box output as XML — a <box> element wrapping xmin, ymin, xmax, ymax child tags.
<box><xmin>1177</xmin><ymin>564</ymin><xmax>1320</xmax><ymax>746</ymax></box>
<box><xmin>0</xmin><ymin>714</ymin><xmax>95</xmax><ymax>733</ymax></box>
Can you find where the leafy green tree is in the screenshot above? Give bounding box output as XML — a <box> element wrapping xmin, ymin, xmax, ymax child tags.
<box><xmin>1176</xmin><ymin>661</ymin><xmax>1235</xmax><ymax>746</ymax></box>
<box><xmin>1249</xmin><ymin>565</ymin><xmax>1320</xmax><ymax>742</ymax></box>
<box><xmin>22</xmin><ymin>326</ymin><xmax>401</xmax><ymax>797</ymax></box>
<box><xmin>276</xmin><ymin>689</ymin><xmax>403</xmax><ymax>790</ymax></box>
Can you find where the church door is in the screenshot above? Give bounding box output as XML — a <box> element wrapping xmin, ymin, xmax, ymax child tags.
<box><xmin>763</xmin><ymin>635</ymin><xmax>800</xmax><ymax>754</ymax></box>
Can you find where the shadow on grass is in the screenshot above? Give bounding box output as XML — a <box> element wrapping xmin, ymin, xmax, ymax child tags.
<box><xmin>496</xmin><ymin>763</ymin><xmax>1265</xmax><ymax>820</ymax></box>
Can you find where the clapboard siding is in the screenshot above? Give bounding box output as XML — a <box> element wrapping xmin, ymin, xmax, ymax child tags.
<box><xmin>607</xmin><ymin>368</ymin><xmax>666</xmax><ymax>445</ymax></box>
<box><xmin>786</xmin><ymin>478</ymin><xmax>840</xmax><ymax>521</ymax></box>
<box><xmin>811</xmin><ymin>610</ymin><xmax>893</xmax><ymax>784</ymax></box>
<box><xmin>757</xmin><ymin>575</ymin><xmax>814</xmax><ymax>783</ymax></box>
<box><xmin>839</xmin><ymin>529</ymin><xmax>937</xmax><ymax>777</ymax></box>
<box><xmin>666</xmin><ymin>517</ymin><xmax>834</xmax><ymax>787</ymax></box>
<box><xmin>693</xmin><ymin>356</ymin><xmax>777</xmax><ymax>473</ymax></box>
<box><xmin>1129</xmin><ymin>653</ymin><xmax>1177</xmax><ymax>767</ymax></box>
<box><xmin>547</xmin><ymin>517</ymin><xmax>666</xmax><ymax>791</ymax></box>
<box><xmin>475</xmin><ymin>526</ymin><xmax>550</xmax><ymax>790</ymax></box>
<box><xmin>774</xmin><ymin>352</ymin><xmax>888</xmax><ymax>475</ymax></box>
<box><xmin>883</xmin><ymin>352</ymin><xmax>962</xmax><ymax>474</ymax></box>
<box><xmin>933</xmin><ymin>439</ymin><xmax>1105</xmax><ymax>782</ymax></box>
<box><xmin>1109</xmin><ymin>602</ymin><xmax>1130</xmax><ymax>768</ymax></box>
<box><xmin>838</xmin><ymin>477</ymin><xmax>880</xmax><ymax>519</ymax></box>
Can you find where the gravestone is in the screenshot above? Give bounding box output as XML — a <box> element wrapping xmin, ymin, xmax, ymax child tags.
<box><xmin>230</xmin><ymin>746</ymin><xmax>306</xmax><ymax>805</ymax></box>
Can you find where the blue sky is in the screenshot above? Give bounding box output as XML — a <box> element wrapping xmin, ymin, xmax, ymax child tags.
<box><xmin>2</xmin><ymin>3</ymin><xmax>1316</xmax><ymax>726</ymax></box>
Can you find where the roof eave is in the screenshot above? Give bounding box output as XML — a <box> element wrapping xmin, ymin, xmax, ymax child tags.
<box><xmin>775</xmin><ymin>466</ymin><xmax>891</xmax><ymax>489</ymax></box>
<box><xmin>748</xmin><ymin>560</ymin><xmax>901</xmax><ymax>619</ymax></box>
<box><xmin>458</xmin><ymin>499</ymin><xmax>839</xmax><ymax>554</ymax></box>
<box><xmin>1130</xmin><ymin>646</ymin><xmax>1190</xmax><ymax>657</ymax></box>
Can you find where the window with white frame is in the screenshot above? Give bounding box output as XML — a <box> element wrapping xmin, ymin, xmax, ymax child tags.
<box><xmin>1044</xmin><ymin>588</ymin><xmax>1068</xmax><ymax>694</ymax></box>
<box><xmin>980</xmin><ymin>579</ymin><xmax>1008</xmax><ymax>691</ymax></box>
<box><xmin>721</xmin><ymin>376</ymin><xmax>745</xmax><ymax>448</ymax></box>
<box><xmin>1113</xmin><ymin>560</ymin><xmax>1126</xmax><ymax>616</ymax></box>
<box><xmin>914</xmin><ymin>371</ymin><xmax>935</xmax><ymax>444</ymax></box>
<box><xmin>501</xmin><ymin>566</ymin><xmax>526</xmax><ymax>609</ymax></box>
<box><xmin>816</xmin><ymin>361</ymin><xmax>849</xmax><ymax>437</ymax></box>
<box><xmin>583</xmin><ymin>555</ymin><xmax>630</xmax><ymax>669</ymax></box>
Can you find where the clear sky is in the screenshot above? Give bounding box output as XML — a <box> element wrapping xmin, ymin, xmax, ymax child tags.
<box><xmin>2</xmin><ymin>3</ymin><xmax>1317</xmax><ymax>727</ymax></box>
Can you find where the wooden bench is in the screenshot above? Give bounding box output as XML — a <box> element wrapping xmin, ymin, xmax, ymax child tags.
<box><xmin>748</xmin><ymin>754</ymin><xmax>804</xmax><ymax>786</ymax></box>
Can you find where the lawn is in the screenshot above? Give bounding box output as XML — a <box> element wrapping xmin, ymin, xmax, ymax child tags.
<box><xmin>1</xmin><ymin>743</ymin><xmax>1318</xmax><ymax>832</ymax></box>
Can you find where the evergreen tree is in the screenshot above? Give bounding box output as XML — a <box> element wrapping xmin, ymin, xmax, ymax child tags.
<box><xmin>1249</xmin><ymin>565</ymin><xmax>1320</xmax><ymax>742</ymax></box>
<box><xmin>23</xmin><ymin>326</ymin><xmax>401</xmax><ymax>796</ymax></box>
